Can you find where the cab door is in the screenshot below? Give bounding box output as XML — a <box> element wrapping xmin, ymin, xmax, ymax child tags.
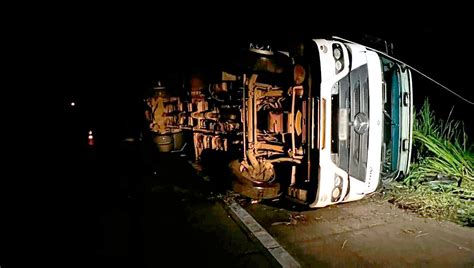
<box><xmin>396</xmin><ymin>66</ymin><xmax>413</xmax><ymax>176</ymax></box>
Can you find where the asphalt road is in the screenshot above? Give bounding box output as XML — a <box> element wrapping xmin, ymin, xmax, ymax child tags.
<box><xmin>18</xmin><ymin>137</ymin><xmax>471</xmax><ymax>268</ymax></box>
<box><xmin>95</xmin><ymin>140</ymin><xmax>474</xmax><ymax>267</ymax></box>
<box><xmin>89</xmin><ymin>142</ymin><xmax>277</xmax><ymax>268</ymax></box>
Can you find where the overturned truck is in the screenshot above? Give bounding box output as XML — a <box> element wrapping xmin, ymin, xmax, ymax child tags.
<box><xmin>145</xmin><ymin>37</ymin><xmax>413</xmax><ymax>208</ymax></box>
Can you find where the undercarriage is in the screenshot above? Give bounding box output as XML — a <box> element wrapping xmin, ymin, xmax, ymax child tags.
<box><xmin>145</xmin><ymin>42</ymin><xmax>317</xmax><ymax>202</ymax></box>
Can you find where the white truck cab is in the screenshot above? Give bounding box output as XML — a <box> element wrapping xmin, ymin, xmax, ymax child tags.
<box><xmin>311</xmin><ymin>39</ymin><xmax>383</xmax><ymax>207</ymax></box>
<box><xmin>309</xmin><ymin>38</ymin><xmax>412</xmax><ymax>207</ymax></box>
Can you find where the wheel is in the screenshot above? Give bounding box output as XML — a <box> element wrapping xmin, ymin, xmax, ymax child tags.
<box><xmin>228</xmin><ymin>159</ymin><xmax>280</xmax><ymax>200</ymax></box>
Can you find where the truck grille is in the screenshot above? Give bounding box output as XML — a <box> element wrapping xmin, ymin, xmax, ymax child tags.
<box><xmin>333</xmin><ymin>64</ymin><xmax>369</xmax><ymax>181</ymax></box>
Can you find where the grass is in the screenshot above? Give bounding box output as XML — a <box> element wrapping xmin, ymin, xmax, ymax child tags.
<box><xmin>385</xmin><ymin>182</ymin><xmax>474</xmax><ymax>226</ymax></box>
<box><xmin>386</xmin><ymin>99</ymin><xmax>474</xmax><ymax>226</ymax></box>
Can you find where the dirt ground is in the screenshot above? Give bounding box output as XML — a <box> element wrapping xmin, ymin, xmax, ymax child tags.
<box><xmin>243</xmin><ymin>197</ymin><xmax>474</xmax><ymax>267</ymax></box>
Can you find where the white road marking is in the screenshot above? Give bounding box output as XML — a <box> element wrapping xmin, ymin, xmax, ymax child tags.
<box><xmin>226</xmin><ymin>200</ymin><xmax>301</xmax><ymax>268</ymax></box>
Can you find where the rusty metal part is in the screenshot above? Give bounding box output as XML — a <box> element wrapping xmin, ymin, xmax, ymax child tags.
<box><xmin>268</xmin><ymin>158</ymin><xmax>302</xmax><ymax>164</ymax></box>
<box><xmin>193</xmin><ymin>133</ymin><xmax>204</xmax><ymax>161</ymax></box>
<box><xmin>232</xmin><ymin>180</ymin><xmax>280</xmax><ymax>201</ymax></box>
<box><xmin>295</xmin><ymin>110</ymin><xmax>302</xmax><ymax>136</ymax></box>
<box><xmin>261</xmin><ymin>90</ymin><xmax>284</xmax><ymax>97</ymax></box>
<box><xmin>290</xmin><ymin>87</ymin><xmax>296</xmax><ymax>155</ymax></box>
<box><xmin>239</xmin><ymin>149</ymin><xmax>275</xmax><ymax>182</ymax></box>
<box><xmin>294</xmin><ymin>64</ymin><xmax>306</xmax><ymax>85</ymax></box>
<box><xmin>302</xmin><ymin>100</ymin><xmax>307</xmax><ymax>143</ymax></box>
<box><xmin>229</xmin><ymin>159</ymin><xmax>280</xmax><ymax>200</ymax></box>
<box><xmin>153</xmin><ymin>133</ymin><xmax>174</xmax><ymax>152</ymax></box>
<box><xmin>242</xmin><ymin>74</ymin><xmax>247</xmax><ymax>161</ymax></box>
<box><xmin>210</xmin><ymin>82</ymin><xmax>229</xmax><ymax>94</ymax></box>
<box><xmin>285</xmin><ymin>186</ymin><xmax>309</xmax><ymax>204</ymax></box>
<box><xmin>247</xmin><ymin>75</ymin><xmax>256</xmax><ymax>144</ymax></box>
<box><xmin>259</xmin><ymin>96</ymin><xmax>285</xmax><ymax>111</ymax></box>
<box><xmin>256</xmin><ymin>143</ymin><xmax>284</xmax><ymax>152</ymax></box>
<box><xmin>222</xmin><ymin>71</ymin><xmax>237</xmax><ymax>81</ymax></box>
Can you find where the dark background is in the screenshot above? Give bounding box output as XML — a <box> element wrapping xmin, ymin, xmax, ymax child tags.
<box><xmin>59</xmin><ymin>12</ymin><xmax>473</xmax><ymax>140</ymax></box>
<box><xmin>4</xmin><ymin>7</ymin><xmax>473</xmax><ymax>267</ymax></box>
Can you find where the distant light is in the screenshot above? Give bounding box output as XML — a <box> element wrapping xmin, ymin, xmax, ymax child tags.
<box><xmin>88</xmin><ymin>130</ymin><xmax>94</xmax><ymax>146</ymax></box>
<box><xmin>70</xmin><ymin>102</ymin><xmax>75</xmax><ymax>107</ymax></box>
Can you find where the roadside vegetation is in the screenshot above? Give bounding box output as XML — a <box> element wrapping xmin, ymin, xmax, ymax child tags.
<box><xmin>385</xmin><ymin>99</ymin><xmax>474</xmax><ymax>226</ymax></box>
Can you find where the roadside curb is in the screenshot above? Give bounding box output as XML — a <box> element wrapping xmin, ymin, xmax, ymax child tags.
<box><xmin>188</xmin><ymin>160</ymin><xmax>300</xmax><ymax>267</ymax></box>
<box><xmin>224</xmin><ymin>199</ymin><xmax>301</xmax><ymax>268</ymax></box>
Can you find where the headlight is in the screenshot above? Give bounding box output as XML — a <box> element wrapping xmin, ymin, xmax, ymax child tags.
<box><xmin>332</xmin><ymin>187</ymin><xmax>341</xmax><ymax>200</ymax></box>
<box><xmin>333</xmin><ymin>48</ymin><xmax>342</xmax><ymax>60</ymax></box>
<box><xmin>332</xmin><ymin>44</ymin><xmax>344</xmax><ymax>74</ymax></box>
<box><xmin>331</xmin><ymin>175</ymin><xmax>344</xmax><ymax>202</ymax></box>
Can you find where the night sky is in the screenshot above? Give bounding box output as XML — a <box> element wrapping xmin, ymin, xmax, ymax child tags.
<box><xmin>58</xmin><ymin>9</ymin><xmax>473</xmax><ymax>138</ymax></box>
